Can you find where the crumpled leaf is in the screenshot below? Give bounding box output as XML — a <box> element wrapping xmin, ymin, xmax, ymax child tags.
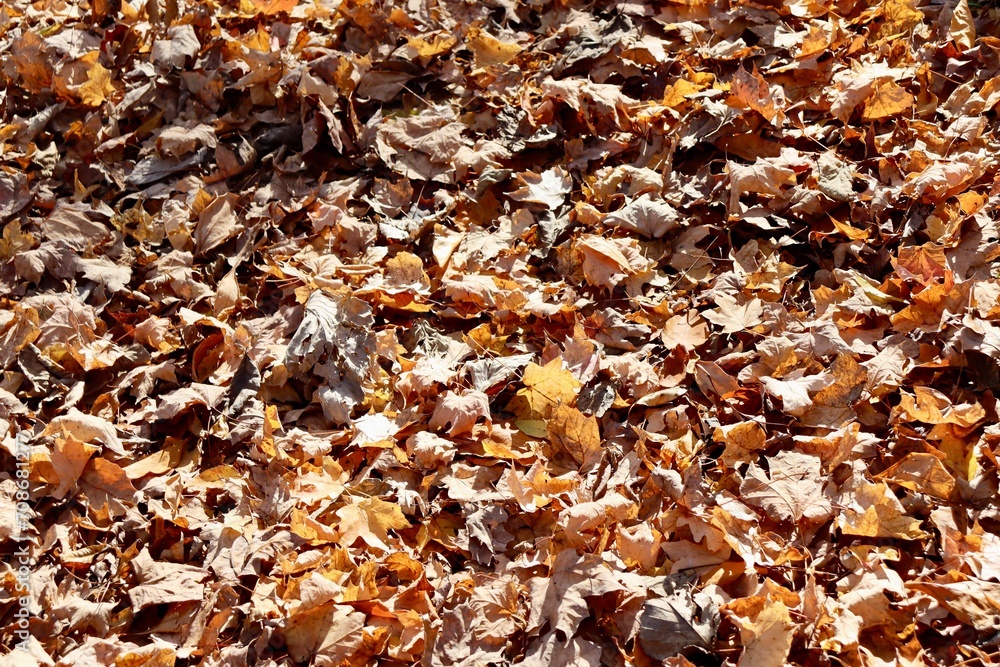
<box><xmin>151</xmin><ymin>25</ymin><xmax>201</xmax><ymax>68</ymax></box>
<box><xmin>638</xmin><ymin>577</ymin><xmax>720</xmax><ymax>660</ymax></box>
<box><xmin>605</xmin><ymin>194</ymin><xmax>680</xmax><ymax>238</ymax></box>
<box><xmin>286</xmin><ymin>290</ymin><xmax>377</xmax><ymax>383</ymax></box>
<box><xmin>128</xmin><ymin>549</ymin><xmax>210</xmax><ymax>609</ymax></box>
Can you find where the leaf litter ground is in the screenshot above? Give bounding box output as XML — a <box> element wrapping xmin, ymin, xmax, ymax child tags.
<box><xmin>3</xmin><ymin>0</ymin><xmax>1000</xmax><ymax>666</ymax></box>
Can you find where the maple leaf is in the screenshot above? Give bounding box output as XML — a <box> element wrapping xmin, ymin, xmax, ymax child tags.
<box><xmin>150</xmin><ymin>25</ymin><xmax>201</xmax><ymax>68</ymax></box>
<box><xmin>605</xmin><ymin>194</ymin><xmax>680</xmax><ymax>238</ymax></box>
<box><xmin>576</xmin><ymin>235</ymin><xmax>652</xmax><ymax>291</ymax></box>
<box><xmin>837</xmin><ymin>480</ymin><xmax>929</xmax><ymax>540</ymax></box>
<box><xmin>513</xmin><ymin>357</ymin><xmax>581</xmax><ymax>419</ymax></box>
<box><xmin>638</xmin><ymin>575</ymin><xmax>720</xmax><ymax>660</ymax></box>
<box><xmin>861</xmin><ymin>82</ymin><xmax>913</xmax><ymax>121</ymax></box>
<box><xmin>877</xmin><ymin>452</ymin><xmax>956</xmax><ymax>500</ymax></box>
<box><xmin>429</xmin><ymin>390</ymin><xmax>492</xmax><ymax>436</ymax></box>
<box><xmin>286</xmin><ymin>289</ymin><xmax>377</xmax><ymax>383</ymax></box>
<box><xmin>466</xmin><ymin>26</ymin><xmax>523</xmax><ymax>68</ymax></box>
<box><xmin>526</xmin><ymin>549</ymin><xmax>625</xmax><ymax>637</ymax></box>
<box><xmin>547</xmin><ymin>403</ymin><xmax>602</xmax><ymax>469</ymax></box>
<box><xmin>77</xmin><ymin>60</ymin><xmax>115</xmax><ymax>107</ymax></box>
<box><xmin>283</xmin><ymin>603</ymin><xmax>365</xmax><ymax>666</ymax></box>
<box><xmin>10</xmin><ymin>0</ymin><xmax>1000</xmax><ymax>662</ymax></box>
<box><xmin>44</xmin><ymin>409</ymin><xmax>126</xmax><ymax>456</ymax></box>
<box><xmin>731</xmin><ymin>601</ymin><xmax>795</xmax><ymax>667</ymax></box>
<box><xmin>730</xmin><ymin>65</ymin><xmax>786</xmax><ymax>126</ymax></box>
<box><xmin>715</xmin><ymin>421</ymin><xmax>767</xmax><ymax>466</ymax></box>
<box><xmin>335</xmin><ymin>498</ymin><xmax>410</xmax><ymax>551</ymax></box>
<box><xmin>37</xmin><ymin>436</ymin><xmax>99</xmax><ymax>499</ymax></box>
<box><xmin>759</xmin><ymin>371</ymin><xmax>831</xmax><ymax>416</ymax></box>
<box><xmin>128</xmin><ymin>549</ymin><xmax>210</xmax><ymax>609</ymax></box>
<box><xmin>950</xmin><ymin>0</ymin><xmax>976</xmax><ymax>50</ymax></box>
<box><xmin>510</xmin><ymin>167</ymin><xmax>572</xmax><ymax>209</ymax></box>
<box><xmin>741</xmin><ymin>450</ymin><xmax>832</xmax><ymax>523</ymax></box>
<box><xmin>703</xmin><ymin>294</ymin><xmax>764</xmax><ymax>333</ymax></box>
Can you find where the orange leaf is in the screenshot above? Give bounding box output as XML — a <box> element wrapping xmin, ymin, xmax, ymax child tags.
<box><xmin>862</xmin><ymin>82</ymin><xmax>913</xmax><ymax>121</ymax></box>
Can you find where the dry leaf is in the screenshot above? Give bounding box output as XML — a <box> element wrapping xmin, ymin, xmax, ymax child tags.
<box><xmin>547</xmin><ymin>403</ymin><xmax>602</xmax><ymax>468</ymax></box>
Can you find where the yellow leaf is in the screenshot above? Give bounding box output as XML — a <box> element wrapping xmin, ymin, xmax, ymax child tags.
<box><xmin>861</xmin><ymin>82</ymin><xmax>913</xmax><ymax>121</ymax></box>
<box><xmin>0</xmin><ymin>220</ymin><xmax>36</xmax><ymax>261</ymax></box>
<box><xmin>893</xmin><ymin>386</ymin><xmax>985</xmax><ymax>428</ymax></box>
<box><xmin>715</xmin><ymin>421</ymin><xmax>767</xmax><ymax>466</ymax></box>
<box><xmin>406</xmin><ymin>34</ymin><xmax>458</xmax><ymax>59</ymax></box>
<box><xmin>876</xmin><ymin>0</ymin><xmax>925</xmax><ymax>41</ymax></box>
<box><xmin>514</xmin><ymin>357</ymin><xmax>581</xmax><ymax>419</ymax></box>
<box><xmin>290</xmin><ymin>508</ymin><xmax>339</xmax><ymax>543</ymax></box>
<box><xmin>547</xmin><ymin>404</ymin><xmax>602</xmax><ymax>468</ymax></box>
<box><xmin>662</xmin><ymin>78</ymin><xmax>703</xmax><ymax>110</ymax></box>
<box><xmin>250</xmin><ymin>0</ymin><xmax>298</xmax><ymax>15</ymax></box>
<box><xmin>877</xmin><ymin>452</ymin><xmax>956</xmax><ymax>500</ymax></box>
<box><xmin>950</xmin><ymin>0</ymin><xmax>976</xmax><ymax>50</ymax></box>
<box><xmin>78</xmin><ymin>61</ymin><xmax>114</xmax><ymax>107</ymax></box>
<box><xmin>837</xmin><ymin>482</ymin><xmax>928</xmax><ymax>539</ymax></box>
<box><xmin>730</xmin><ymin>66</ymin><xmax>785</xmax><ymax>126</ymax></box>
<box><xmin>467</xmin><ymin>26</ymin><xmax>522</xmax><ymax>69</ymax></box>
<box><xmin>734</xmin><ymin>602</ymin><xmax>794</xmax><ymax>667</ymax></box>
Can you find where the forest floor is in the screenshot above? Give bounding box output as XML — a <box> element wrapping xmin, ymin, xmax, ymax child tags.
<box><xmin>4</xmin><ymin>0</ymin><xmax>1000</xmax><ymax>665</ymax></box>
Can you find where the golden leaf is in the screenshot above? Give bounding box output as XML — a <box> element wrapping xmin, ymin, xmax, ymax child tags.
<box><xmin>861</xmin><ymin>82</ymin><xmax>913</xmax><ymax>121</ymax></box>
<box><xmin>547</xmin><ymin>403</ymin><xmax>602</xmax><ymax>468</ymax></box>
<box><xmin>467</xmin><ymin>26</ymin><xmax>522</xmax><ymax>69</ymax></box>
<box><xmin>513</xmin><ymin>357</ymin><xmax>581</xmax><ymax>419</ymax></box>
<box><xmin>78</xmin><ymin>61</ymin><xmax>115</xmax><ymax>107</ymax></box>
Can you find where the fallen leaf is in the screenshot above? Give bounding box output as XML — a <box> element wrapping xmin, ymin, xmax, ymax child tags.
<box><xmin>336</xmin><ymin>498</ymin><xmax>410</xmax><ymax>551</ymax></box>
<box><xmin>547</xmin><ymin>403</ymin><xmax>602</xmax><ymax>468</ymax></box>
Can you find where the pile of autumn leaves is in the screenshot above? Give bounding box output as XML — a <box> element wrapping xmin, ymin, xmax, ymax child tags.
<box><xmin>6</xmin><ymin>0</ymin><xmax>1000</xmax><ymax>665</ymax></box>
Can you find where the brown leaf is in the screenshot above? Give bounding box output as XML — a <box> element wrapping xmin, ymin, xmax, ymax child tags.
<box><xmin>335</xmin><ymin>498</ymin><xmax>410</xmax><ymax>551</ymax></box>
<box><xmin>547</xmin><ymin>403</ymin><xmax>602</xmax><ymax>468</ymax></box>
<box><xmin>193</xmin><ymin>194</ymin><xmax>239</xmax><ymax>256</ymax></box>
<box><xmin>730</xmin><ymin>66</ymin><xmax>786</xmax><ymax>126</ymax></box>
